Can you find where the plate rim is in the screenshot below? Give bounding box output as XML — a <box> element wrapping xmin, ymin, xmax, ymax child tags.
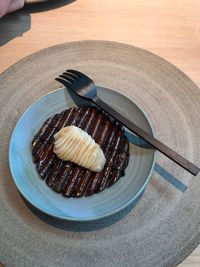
<box><xmin>9</xmin><ymin>87</ymin><xmax>156</xmax><ymax>222</ymax></box>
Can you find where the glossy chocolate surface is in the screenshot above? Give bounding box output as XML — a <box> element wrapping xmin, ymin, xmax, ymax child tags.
<box><xmin>32</xmin><ymin>107</ymin><xmax>130</xmax><ymax>197</ymax></box>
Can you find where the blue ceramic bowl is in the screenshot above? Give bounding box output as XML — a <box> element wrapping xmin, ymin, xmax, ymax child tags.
<box><xmin>9</xmin><ymin>87</ymin><xmax>156</xmax><ymax>221</ymax></box>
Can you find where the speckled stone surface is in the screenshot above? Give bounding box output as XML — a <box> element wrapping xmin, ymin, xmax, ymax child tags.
<box><xmin>0</xmin><ymin>41</ymin><xmax>200</xmax><ymax>267</ymax></box>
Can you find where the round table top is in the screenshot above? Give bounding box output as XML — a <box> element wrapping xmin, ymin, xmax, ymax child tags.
<box><xmin>0</xmin><ymin>40</ymin><xmax>200</xmax><ymax>267</ymax></box>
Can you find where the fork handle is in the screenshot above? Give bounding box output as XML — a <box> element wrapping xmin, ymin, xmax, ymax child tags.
<box><xmin>94</xmin><ymin>96</ymin><xmax>200</xmax><ymax>176</ymax></box>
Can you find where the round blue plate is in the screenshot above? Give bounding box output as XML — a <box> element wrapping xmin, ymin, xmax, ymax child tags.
<box><xmin>9</xmin><ymin>86</ymin><xmax>156</xmax><ymax>221</ymax></box>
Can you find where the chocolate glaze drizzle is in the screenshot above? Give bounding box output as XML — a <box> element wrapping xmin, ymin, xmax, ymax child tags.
<box><xmin>32</xmin><ymin>107</ymin><xmax>130</xmax><ymax>197</ymax></box>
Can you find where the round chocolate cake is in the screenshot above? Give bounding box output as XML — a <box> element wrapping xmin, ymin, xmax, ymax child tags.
<box><xmin>32</xmin><ymin>107</ymin><xmax>130</xmax><ymax>197</ymax></box>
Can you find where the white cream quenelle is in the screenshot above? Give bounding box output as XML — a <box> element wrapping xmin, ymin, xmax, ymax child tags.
<box><xmin>53</xmin><ymin>126</ymin><xmax>106</xmax><ymax>172</ymax></box>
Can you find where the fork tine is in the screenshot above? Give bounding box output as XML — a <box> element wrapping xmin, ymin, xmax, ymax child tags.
<box><xmin>67</xmin><ymin>69</ymin><xmax>85</xmax><ymax>78</ymax></box>
<box><xmin>63</xmin><ymin>71</ymin><xmax>78</xmax><ymax>80</ymax></box>
<box><xmin>55</xmin><ymin>77</ymin><xmax>72</xmax><ymax>88</ymax></box>
<box><xmin>59</xmin><ymin>74</ymin><xmax>74</xmax><ymax>83</ymax></box>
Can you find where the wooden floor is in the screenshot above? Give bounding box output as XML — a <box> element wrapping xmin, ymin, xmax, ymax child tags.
<box><xmin>0</xmin><ymin>0</ymin><xmax>200</xmax><ymax>265</ymax></box>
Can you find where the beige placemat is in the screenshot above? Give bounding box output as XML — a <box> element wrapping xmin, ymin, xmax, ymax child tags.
<box><xmin>0</xmin><ymin>41</ymin><xmax>200</xmax><ymax>267</ymax></box>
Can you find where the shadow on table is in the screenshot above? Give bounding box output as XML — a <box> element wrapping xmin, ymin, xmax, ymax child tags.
<box><xmin>22</xmin><ymin>161</ymin><xmax>187</xmax><ymax>232</ymax></box>
<box><xmin>0</xmin><ymin>12</ymin><xmax>31</xmax><ymax>46</ymax></box>
<box><xmin>21</xmin><ymin>160</ymin><xmax>187</xmax><ymax>232</ymax></box>
<box><xmin>0</xmin><ymin>0</ymin><xmax>76</xmax><ymax>47</ymax></box>
<box><xmin>22</xmin><ymin>191</ymin><xmax>144</xmax><ymax>232</ymax></box>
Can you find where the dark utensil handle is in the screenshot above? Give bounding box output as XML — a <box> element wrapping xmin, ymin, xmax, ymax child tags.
<box><xmin>94</xmin><ymin>97</ymin><xmax>200</xmax><ymax>176</ymax></box>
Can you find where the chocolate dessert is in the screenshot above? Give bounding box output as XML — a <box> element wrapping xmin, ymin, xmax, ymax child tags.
<box><xmin>32</xmin><ymin>107</ymin><xmax>130</xmax><ymax>197</ymax></box>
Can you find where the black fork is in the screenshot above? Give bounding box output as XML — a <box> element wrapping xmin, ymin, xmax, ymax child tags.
<box><xmin>56</xmin><ymin>69</ymin><xmax>199</xmax><ymax>176</ymax></box>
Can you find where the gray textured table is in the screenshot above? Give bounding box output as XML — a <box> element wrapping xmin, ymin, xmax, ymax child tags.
<box><xmin>0</xmin><ymin>41</ymin><xmax>200</xmax><ymax>267</ymax></box>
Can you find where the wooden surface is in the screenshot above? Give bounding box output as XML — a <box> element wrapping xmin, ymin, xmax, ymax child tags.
<box><xmin>0</xmin><ymin>0</ymin><xmax>200</xmax><ymax>266</ymax></box>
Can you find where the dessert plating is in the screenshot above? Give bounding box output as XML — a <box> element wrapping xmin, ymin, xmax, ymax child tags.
<box><xmin>32</xmin><ymin>107</ymin><xmax>130</xmax><ymax>197</ymax></box>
